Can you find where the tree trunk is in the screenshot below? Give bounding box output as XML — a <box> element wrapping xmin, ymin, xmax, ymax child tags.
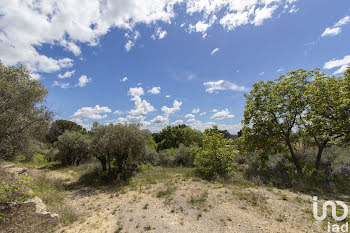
<box><xmin>285</xmin><ymin>137</ymin><xmax>303</xmax><ymax>174</ymax></box>
<box><xmin>315</xmin><ymin>140</ymin><xmax>328</xmax><ymax>170</ymax></box>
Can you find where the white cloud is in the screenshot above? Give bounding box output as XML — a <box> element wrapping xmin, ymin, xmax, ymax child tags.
<box><xmin>161</xmin><ymin>100</ymin><xmax>182</xmax><ymax>115</ymax></box>
<box><xmin>165</xmin><ymin>95</ymin><xmax>171</xmax><ymax>98</ymax></box>
<box><xmin>30</xmin><ymin>73</ymin><xmax>41</xmax><ymax>80</ymax></box>
<box><xmin>53</xmin><ymin>81</ymin><xmax>70</xmax><ymax>89</ymax></box>
<box><xmin>148</xmin><ymin>87</ymin><xmax>161</xmax><ymax>95</ymax></box>
<box><xmin>220</xmin><ymin>11</ymin><xmax>249</xmax><ymax>31</ymax></box>
<box><xmin>323</xmin><ymin>55</ymin><xmax>350</xmax><ymax>75</ymax></box>
<box><xmin>113</xmin><ymin>110</ymin><xmax>123</xmax><ymax>115</ymax></box>
<box><xmin>277</xmin><ymin>68</ymin><xmax>284</xmax><ymax>72</ymax></box>
<box><xmin>171</xmin><ymin>119</ymin><xmax>184</xmax><ymax>125</ymax></box>
<box><xmin>124</xmin><ymin>31</ymin><xmax>140</xmax><ymax>52</ymax></box>
<box><xmin>187</xmin><ymin>118</ymin><xmax>197</xmax><ymax>123</ymax></box>
<box><xmin>129</xmin><ymin>87</ymin><xmax>144</xmax><ymax>97</ymax></box>
<box><xmin>200</xmin><ymin>112</ymin><xmax>207</xmax><ymax>116</ymax></box>
<box><xmin>120</xmin><ymin>76</ymin><xmax>128</xmax><ymax>82</ymax></box>
<box><xmin>0</xmin><ymin>0</ymin><xmax>295</xmax><ymax>73</ymax></box>
<box><xmin>58</xmin><ymin>70</ymin><xmax>75</xmax><ymax>79</ymax></box>
<box><xmin>192</xmin><ymin>108</ymin><xmax>200</xmax><ymax>113</ymax></box>
<box><xmin>321</xmin><ymin>15</ymin><xmax>350</xmax><ymax>37</ymax></box>
<box><xmin>253</xmin><ymin>5</ymin><xmax>278</xmax><ymax>26</ymax></box>
<box><xmin>149</xmin><ymin>115</ymin><xmax>168</xmax><ymax>124</ymax></box>
<box><xmin>71</xmin><ymin>105</ymin><xmax>112</xmax><ymax>123</ymax></box>
<box><xmin>185</xmin><ymin>114</ymin><xmax>195</xmax><ymax>118</ymax></box>
<box><xmin>203</xmin><ymin>80</ymin><xmax>248</xmax><ymax>93</ymax></box>
<box><xmin>334</xmin><ymin>16</ymin><xmax>350</xmax><ymax>27</ymax></box>
<box><xmin>151</xmin><ymin>27</ymin><xmax>167</xmax><ymax>40</ymax></box>
<box><xmin>211</xmin><ymin>48</ymin><xmax>219</xmax><ymax>55</ymax></box>
<box><xmin>259</xmin><ymin>72</ymin><xmax>265</xmax><ymax>76</ymax></box>
<box><xmin>210</xmin><ymin>109</ymin><xmax>234</xmax><ymax>120</ymax></box>
<box><xmin>128</xmin><ymin>87</ymin><xmax>155</xmax><ymax>116</ymax></box>
<box><xmin>212</xmin><ymin>109</ymin><xmax>218</xmax><ymax>112</ymax></box>
<box><xmin>60</xmin><ymin>40</ymin><xmax>81</xmax><ymax>56</ymax></box>
<box><xmin>77</xmin><ymin>75</ymin><xmax>92</xmax><ymax>87</ymax></box>
<box><xmin>321</xmin><ymin>27</ymin><xmax>341</xmax><ymax>37</ymax></box>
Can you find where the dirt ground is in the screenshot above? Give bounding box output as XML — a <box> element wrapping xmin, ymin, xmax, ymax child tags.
<box><xmin>1</xmin><ymin>163</ymin><xmax>326</xmax><ymax>233</ymax></box>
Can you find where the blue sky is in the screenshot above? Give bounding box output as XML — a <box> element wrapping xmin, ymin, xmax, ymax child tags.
<box><xmin>1</xmin><ymin>0</ymin><xmax>350</xmax><ymax>133</ymax></box>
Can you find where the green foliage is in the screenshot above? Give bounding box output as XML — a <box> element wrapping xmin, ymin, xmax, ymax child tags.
<box><xmin>0</xmin><ymin>174</ymin><xmax>31</xmax><ymax>205</ymax></box>
<box><xmin>240</xmin><ymin>68</ymin><xmax>350</xmax><ymax>174</ymax></box>
<box><xmin>192</xmin><ymin>126</ymin><xmax>237</xmax><ymax>179</ymax></box>
<box><xmin>55</xmin><ymin>130</ymin><xmax>91</xmax><ymax>166</ymax></box>
<box><xmin>153</xmin><ymin>125</ymin><xmax>203</xmax><ymax>151</ymax></box>
<box><xmin>173</xmin><ymin>144</ymin><xmax>195</xmax><ymax>167</ymax></box>
<box><xmin>46</xmin><ymin>119</ymin><xmax>85</xmax><ymax>143</ymax></box>
<box><xmin>90</xmin><ymin>123</ymin><xmax>149</xmax><ymax>179</ymax></box>
<box><xmin>0</xmin><ymin>62</ymin><xmax>52</xmax><ymax>161</ymax></box>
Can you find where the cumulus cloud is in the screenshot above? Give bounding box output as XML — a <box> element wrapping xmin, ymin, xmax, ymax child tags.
<box><xmin>161</xmin><ymin>100</ymin><xmax>182</xmax><ymax>115</ymax></box>
<box><xmin>120</xmin><ymin>76</ymin><xmax>128</xmax><ymax>82</ymax></box>
<box><xmin>53</xmin><ymin>81</ymin><xmax>70</xmax><ymax>89</ymax></box>
<box><xmin>200</xmin><ymin>112</ymin><xmax>207</xmax><ymax>116</ymax></box>
<box><xmin>171</xmin><ymin>119</ymin><xmax>184</xmax><ymax>125</ymax></box>
<box><xmin>203</xmin><ymin>80</ymin><xmax>248</xmax><ymax>93</ymax></box>
<box><xmin>77</xmin><ymin>75</ymin><xmax>92</xmax><ymax>87</ymax></box>
<box><xmin>185</xmin><ymin>114</ymin><xmax>195</xmax><ymax>118</ymax></box>
<box><xmin>321</xmin><ymin>27</ymin><xmax>341</xmax><ymax>37</ymax></box>
<box><xmin>151</xmin><ymin>27</ymin><xmax>167</xmax><ymax>40</ymax></box>
<box><xmin>165</xmin><ymin>95</ymin><xmax>171</xmax><ymax>98</ymax></box>
<box><xmin>192</xmin><ymin>108</ymin><xmax>200</xmax><ymax>113</ymax></box>
<box><xmin>149</xmin><ymin>115</ymin><xmax>168</xmax><ymax>124</ymax></box>
<box><xmin>71</xmin><ymin>105</ymin><xmax>112</xmax><ymax>124</ymax></box>
<box><xmin>148</xmin><ymin>87</ymin><xmax>161</xmax><ymax>95</ymax></box>
<box><xmin>211</xmin><ymin>48</ymin><xmax>219</xmax><ymax>55</ymax></box>
<box><xmin>210</xmin><ymin>109</ymin><xmax>234</xmax><ymax>120</ymax></box>
<box><xmin>128</xmin><ymin>87</ymin><xmax>156</xmax><ymax>115</ymax></box>
<box><xmin>58</xmin><ymin>70</ymin><xmax>75</xmax><ymax>79</ymax></box>
<box><xmin>323</xmin><ymin>55</ymin><xmax>350</xmax><ymax>75</ymax></box>
<box><xmin>30</xmin><ymin>73</ymin><xmax>41</xmax><ymax>80</ymax></box>
<box><xmin>113</xmin><ymin>110</ymin><xmax>123</xmax><ymax>115</ymax></box>
<box><xmin>0</xmin><ymin>0</ymin><xmax>295</xmax><ymax>73</ymax></box>
<box><xmin>321</xmin><ymin>16</ymin><xmax>350</xmax><ymax>37</ymax></box>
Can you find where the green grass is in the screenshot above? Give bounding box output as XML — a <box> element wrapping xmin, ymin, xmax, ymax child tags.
<box><xmin>30</xmin><ymin>174</ymin><xmax>77</xmax><ymax>226</ymax></box>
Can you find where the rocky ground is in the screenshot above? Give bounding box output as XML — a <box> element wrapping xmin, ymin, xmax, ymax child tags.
<box><xmin>1</xmin><ymin>163</ymin><xmax>326</xmax><ymax>233</ymax></box>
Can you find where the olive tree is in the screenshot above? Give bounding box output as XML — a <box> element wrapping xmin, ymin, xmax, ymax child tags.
<box><xmin>90</xmin><ymin>123</ymin><xmax>150</xmax><ymax>178</ymax></box>
<box><xmin>0</xmin><ymin>62</ymin><xmax>52</xmax><ymax>161</ymax></box>
<box><xmin>55</xmin><ymin>131</ymin><xmax>91</xmax><ymax>166</ymax></box>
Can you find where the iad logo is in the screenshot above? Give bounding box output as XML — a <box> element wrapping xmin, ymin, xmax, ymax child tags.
<box><xmin>313</xmin><ymin>196</ymin><xmax>349</xmax><ymax>232</ymax></box>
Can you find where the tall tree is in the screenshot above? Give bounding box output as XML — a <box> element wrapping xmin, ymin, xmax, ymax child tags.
<box><xmin>304</xmin><ymin>70</ymin><xmax>350</xmax><ymax>170</ymax></box>
<box><xmin>46</xmin><ymin>119</ymin><xmax>84</xmax><ymax>143</ymax></box>
<box><xmin>242</xmin><ymin>69</ymin><xmax>316</xmax><ymax>174</ymax></box>
<box><xmin>0</xmin><ymin>62</ymin><xmax>52</xmax><ymax>160</ymax></box>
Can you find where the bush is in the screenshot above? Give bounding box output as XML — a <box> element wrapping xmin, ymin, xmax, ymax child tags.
<box><xmin>0</xmin><ymin>170</ymin><xmax>31</xmax><ymax>205</ymax></box>
<box><xmin>158</xmin><ymin>151</ymin><xmax>174</xmax><ymax>167</ymax></box>
<box><xmin>55</xmin><ymin>131</ymin><xmax>91</xmax><ymax>166</ymax></box>
<box><xmin>192</xmin><ymin>126</ymin><xmax>237</xmax><ymax>180</ymax></box>
<box><xmin>173</xmin><ymin>144</ymin><xmax>194</xmax><ymax>167</ymax></box>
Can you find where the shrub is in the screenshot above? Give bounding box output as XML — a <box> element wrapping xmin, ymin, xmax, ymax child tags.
<box><xmin>192</xmin><ymin>126</ymin><xmax>237</xmax><ymax>180</ymax></box>
<box><xmin>173</xmin><ymin>144</ymin><xmax>194</xmax><ymax>167</ymax></box>
<box><xmin>0</xmin><ymin>170</ymin><xmax>31</xmax><ymax>205</ymax></box>
<box><xmin>55</xmin><ymin>130</ymin><xmax>91</xmax><ymax>166</ymax></box>
<box><xmin>158</xmin><ymin>150</ymin><xmax>174</xmax><ymax>167</ymax></box>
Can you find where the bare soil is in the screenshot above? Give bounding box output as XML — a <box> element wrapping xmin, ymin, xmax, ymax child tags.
<box><xmin>1</xmin><ymin>163</ymin><xmax>326</xmax><ymax>233</ymax></box>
